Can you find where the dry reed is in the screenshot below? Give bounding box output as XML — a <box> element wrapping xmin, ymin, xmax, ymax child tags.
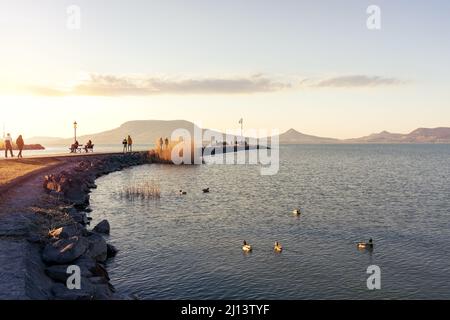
<box><xmin>120</xmin><ymin>181</ymin><xmax>161</xmax><ymax>200</ymax></box>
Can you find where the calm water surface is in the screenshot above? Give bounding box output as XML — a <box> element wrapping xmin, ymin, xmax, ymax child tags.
<box><xmin>90</xmin><ymin>145</ymin><xmax>450</xmax><ymax>299</ymax></box>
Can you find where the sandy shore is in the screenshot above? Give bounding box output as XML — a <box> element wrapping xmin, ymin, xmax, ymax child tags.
<box><xmin>0</xmin><ymin>152</ymin><xmax>151</xmax><ymax>299</ymax></box>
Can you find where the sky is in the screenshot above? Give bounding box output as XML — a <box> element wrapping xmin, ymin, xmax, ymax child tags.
<box><xmin>0</xmin><ymin>0</ymin><xmax>449</xmax><ymax>139</ymax></box>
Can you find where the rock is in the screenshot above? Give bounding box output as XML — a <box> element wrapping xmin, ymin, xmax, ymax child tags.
<box><xmin>63</xmin><ymin>206</ymin><xmax>79</xmax><ymax>215</ymax></box>
<box><xmin>93</xmin><ymin>220</ymin><xmax>110</xmax><ymax>235</ymax></box>
<box><xmin>42</xmin><ymin>236</ymin><xmax>88</xmax><ymax>264</ymax></box>
<box><xmin>48</xmin><ymin>224</ymin><xmax>84</xmax><ymax>239</ymax></box>
<box><xmin>106</xmin><ymin>244</ymin><xmax>118</xmax><ymax>258</ymax></box>
<box><xmin>48</xmin><ymin>227</ymin><xmax>63</xmax><ymax>238</ymax></box>
<box><xmin>44</xmin><ymin>171</ymin><xmax>92</xmax><ymax>208</ymax></box>
<box><xmin>69</xmin><ymin>212</ymin><xmax>89</xmax><ymax>225</ymax></box>
<box><xmin>45</xmin><ymin>264</ymin><xmax>92</xmax><ymax>283</ymax></box>
<box><xmin>93</xmin><ymin>283</ymin><xmax>115</xmax><ymax>300</ymax></box>
<box><xmin>71</xmin><ymin>193</ymin><xmax>90</xmax><ymax>209</ymax></box>
<box><xmin>51</xmin><ymin>280</ymin><xmax>95</xmax><ymax>300</ymax></box>
<box><xmin>85</xmin><ymin>233</ymin><xmax>108</xmax><ymax>262</ymax></box>
<box><xmin>88</xmin><ymin>276</ymin><xmax>109</xmax><ymax>285</ymax></box>
<box><xmin>27</xmin><ymin>234</ymin><xmax>46</xmax><ymax>244</ymax></box>
<box><xmin>73</xmin><ymin>256</ymin><xmax>110</xmax><ymax>281</ymax></box>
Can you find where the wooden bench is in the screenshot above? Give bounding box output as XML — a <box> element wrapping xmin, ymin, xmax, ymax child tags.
<box><xmin>84</xmin><ymin>144</ymin><xmax>94</xmax><ymax>153</ymax></box>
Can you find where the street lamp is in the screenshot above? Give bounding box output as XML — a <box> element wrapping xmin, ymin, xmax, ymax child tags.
<box><xmin>73</xmin><ymin>121</ymin><xmax>78</xmax><ymax>143</ymax></box>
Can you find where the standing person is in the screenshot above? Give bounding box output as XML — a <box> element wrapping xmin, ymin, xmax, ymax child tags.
<box><xmin>159</xmin><ymin>137</ymin><xmax>164</xmax><ymax>152</ymax></box>
<box><xmin>4</xmin><ymin>133</ymin><xmax>14</xmax><ymax>158</ymax></box>
<box><xmin>164</xmin><ymin>137</ymin><xmax>169</xmax><ymax>150</ymax></box>
<box><xmin>127</xmin><ymin>135</ymin><xmax>133</xmax><ymax>152</ymax></box>
<box><xmin>122</xmin><ymin>138</ymin><xmax>128</xmax><ymax>153</ymax></box>
<box><xmin>16</xmin><ymin>134</ymin><xmax>24</xmax><ymax>158</ymax></box>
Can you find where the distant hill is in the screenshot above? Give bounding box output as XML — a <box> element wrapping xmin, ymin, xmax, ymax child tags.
<box><xmin>28</xmin><ymin>121</ymin><xmax>450</xmax><ymax>146</ymax></box>
<box><xmin>346</xmin><ymin>127</ymin><xmax>450</xmax><ymax>143</ymax></box>
<box><xmin>277</xmin><ymin>129</ymin><xmax>340</xmax><ymax>144</ymax></box>
<box><xmin>344</xmin><ymin>131</ymin><xmax>405</xmax><ymax>143</ymax></box>
<box><xmin>26</xmin><ymin>136</ymin><xmax>65</xmax><ymax>145</ymax></box>
<box><xmin>29</xmin><ymin>120</ymin><xmax>227</xmax><ymax>146</ymax></box>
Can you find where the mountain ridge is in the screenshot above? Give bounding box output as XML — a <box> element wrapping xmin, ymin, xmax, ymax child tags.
<box><xmin>26</xmin><ymin>120</ymin><xmax>450</xmax><ymax>145</ymax></box>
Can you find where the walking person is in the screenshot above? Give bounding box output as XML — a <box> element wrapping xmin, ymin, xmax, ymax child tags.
<box><xmin>164</xmin><ymin>137</ymin><xmax>169</xmax><ymax>150</ymax></box>
<box><xmin>16</xmin><ymin>134</ymin><xmax>24</xmax><ymax>158</ymax></box>
<box><xmin>127</xmin><ymin>135</ymin><xmax>133</xmax><ymax>152</ymax></box>
<box><xmin>122</xmin><ymin>138</ymin><xmax>128</xmax><ymax>153</ymax></box>
<box><xmin>4</xmin><ymin>133</ymin><xmax>14</xmax><ymax>158</ymax></box>
<box><xmin>159</xmin><ymin>137</ymin><xmax>164</xmax><ymax>152</ymax></box>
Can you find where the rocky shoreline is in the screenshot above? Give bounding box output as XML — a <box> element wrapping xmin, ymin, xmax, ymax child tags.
<box><xmin>27</xmin><ymin>152</ymin><xmax>152</xmax><ymax>300</ymax></box>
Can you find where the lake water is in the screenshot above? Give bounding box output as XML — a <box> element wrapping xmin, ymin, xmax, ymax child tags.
<box><xmin>90</xmin><ymin>144</ymin><xmax>450</xmax><ymax>299</ymax></box>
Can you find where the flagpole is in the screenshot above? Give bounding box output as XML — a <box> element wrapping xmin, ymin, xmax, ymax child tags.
<box><xmin>240</xmin><ymin>118</ymin><xmax>243</xmax><ymax>140</ymax></box>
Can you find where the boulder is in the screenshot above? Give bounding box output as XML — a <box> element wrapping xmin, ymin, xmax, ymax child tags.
<box><xmin>73</xmin><ymin>255</ymin><xmax>110</xmax><ymax>280</ymax></box>
<box><xmin>93</xmin><ymin>220</ymin><xmax>110</xmax><ymax>235</ymax></box>
<box><xmin>106</xmin><ymin>243</ymin><xmax>118</xmax><ymax>258</ymax></box>
<box><xmin>48</xmin><ymin>224</ymin><xmax>84</xmax><ymax>239</ymax></box>
<box><xmin>51</xmin><ymin>280</ymin><xmax>95</xmax><ymax>300</ymax></box>
<box><xmin>45</xmin><ymin>264</ymin><xmax>93</xmax><ymax>283</ymax></box>
<box><xmin>69</xmin><ymin>211</ymin><xmax>89</xmax><ymax>225</ymax></box>
<box><xmin>42</xmin><ymin>236</ymin><xmax>88</xmax><ymax>264</ymax></box>
<box><xmin>63</xmin><ymin>206</ymin><xmax>79</xmax><ymax>215</ymax></box>
<box><xmin>92</xmin><ymin>283</ymin><xmax>115</xmax><ymax>300</ymax></box>
<box><xmin>27</xmin><ymin>234</ymin><xmax>46</xmax><ymax>244</ymax></box>
<box><xmin>85</xmin><ymin>233</ymin><xmax>108</xmax><ymax>262</ymax></box>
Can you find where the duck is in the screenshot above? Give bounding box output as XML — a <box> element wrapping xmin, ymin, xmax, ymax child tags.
<box><xmin>179</xmin><ymin>190</ymin><xmax>187</xmax><ymax>195</ymax></box>
<box><xmin>242</xmin><ymin>240</ymin><xmax>252</xmax><ymax>252</ymax></box>
<box><xmin>274</xmin><ymin>241</ymin><xmax>283</xmax><ymax>252</ymax></box>
<box><xmin>202</xmin><ymin>188</ymin><xmax>210</xmax><ymax>193</ymax></box>
<box><xmin>357</xmin><ymin>238</ymin><xmax>374</xmax><ymax>250</ymax></box>
<box><xmin>293</xmin><ymin>208</ymin><xmax>301</xmax><ymax>216</ymax></box>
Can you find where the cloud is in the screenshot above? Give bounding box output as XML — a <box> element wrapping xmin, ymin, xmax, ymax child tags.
<box><xmin>24</xmin><ymin>86</ymin><xmax>67</xmax><ymax>97</ymax></box>
<box><xmin>13</xmin><ymin>73</ymin><xmax>406</xmax><ymax>97</ymax></box>
<box><xmin>312</xmin><ymin>75</ymin><xmax>404</xmax><ymax>88</ymax></box>
<box><xmin>69</xmin><ymin>74</ymin><xmax>290</xmax><ymax>96</ymax></box>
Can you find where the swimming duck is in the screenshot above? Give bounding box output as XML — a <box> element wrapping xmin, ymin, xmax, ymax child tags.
<box><xmin>293</xmin><ymin>209</ymin><xmax>301</xmax><ymax>216</ymax></box>
<box><xmin>202</xmin><ymin>188</ymin><xmax>210</xmax><ymax>193</ymax></box>
<box><xmin>179</xmin><ymin>190</ymin><xmax>187</xmax><ymax>195</ymax></box>
<box><xmin>357</xmin><ymin>238</ymin><xmax>374</xmax><ymax>250</ymax></box>
<box><xmin>242</xmin><ymin>241</ymin><xmax>252</xmax><ymax>252</ymax></box>
<box><xmin>274</xmin><ymin>241</ymin><xmax>283</xmax><ymax>252</ymax></box>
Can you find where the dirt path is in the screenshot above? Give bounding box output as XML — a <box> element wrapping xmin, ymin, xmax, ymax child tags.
<box><xmin>0</xmin><ymin>159</ymin><xmax>79</xmax><ymax>299</ymax></box>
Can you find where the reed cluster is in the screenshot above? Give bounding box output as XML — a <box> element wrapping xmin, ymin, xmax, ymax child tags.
<box><xmin>120</xmin><ymin>181</ymin><xmax>161</xmax><ymax>200</ymax></box>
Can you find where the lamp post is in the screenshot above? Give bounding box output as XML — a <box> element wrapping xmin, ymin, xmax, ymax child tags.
<box><xmin>73</xmin><ymin>121</ymin><xmax>77</xmax><ymax>143</ymax></box>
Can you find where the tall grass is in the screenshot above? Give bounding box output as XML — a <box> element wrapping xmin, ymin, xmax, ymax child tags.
<box><xmin>153</xmin><ymin>139</ymin><xmax>200</xmax><ymax>163</ymax></box>
<box><xmin>120</xmin><ymin>181</ymin><xmax>161</xmax><ymax>200</ymax></box>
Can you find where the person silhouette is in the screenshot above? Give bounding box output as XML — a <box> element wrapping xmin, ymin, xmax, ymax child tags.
<box><xmin>122</xmin><ymin>138</ymin><xmax>128</xmax><ymax>153</ymax></box>
<box><xmin>127</xmin><ymin>135</ymin><xmax>133</xmax><ymax>152</ymax></box>
<box><xmin>16</xmin><ymin>134</ymin><xmax>24</xmax><ymax>158</ymax></box>
<box><xmin>164</xmin><ymin>137</ymin><xmax>169</xmax><ymax>150</ymax></box>
<box><xmin>159</xmin><ymin>137</ymin><xmax>164</xmax><ymax>152</ymax></box>
<box><xmin>4</xmin><ymin>133</ymin><xmax>14</xmax><ymax>158</ymax></box>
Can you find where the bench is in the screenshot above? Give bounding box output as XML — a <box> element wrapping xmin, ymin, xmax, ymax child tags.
<box><xmin>84</xmin><ymin>144</ymin><xmax>94</xmax><ymax>153</ymax></box>
<box><xmin>69</xmin><ymin>145</ymin><xmax>83</xmax><ymax>153</ymax></box>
